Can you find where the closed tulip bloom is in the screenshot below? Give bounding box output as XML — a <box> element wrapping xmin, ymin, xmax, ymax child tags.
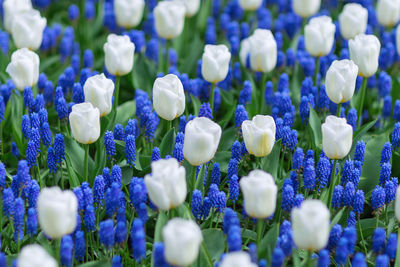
<box><xmin>219</xmin><ymin>252</ymin><xmax>257</xmax><ymax>267</ymax></box>
<box><xmin>239</xmin><ymin>38</ymin><xmax>250</xmax><ymax>66</ymax></box>
<box><xmin>292</xmin><ymin>199</ymin><xmax>330</xmax><ymax>251</ymax></box>
<box><xmin>377</xmin><ymin>0</ymin><xmax>400</xmax><ymax>27</ymax></box>
<box><xmin>11</xmin><ymin>9</ymin><xmax>46</xmax><ymax>50</ymax></box>
<box><xmin>154</xmin><ymin>1</ymin><xmax>186</xmax><ymax>40</ymax></box>
<box><xmin>292</xmin><ymin>0</ymin><xmax>321</xmax><ymax>18</ymax></box>
<box><xmin>305</xmin><ymin>16</ymin><xmax>335</xmax><ymax>57</ymax></box>
<box><xmin>239</xmin><ymin>0</ymin><xmax>262</xmax><ymax>11</ymax></box>
<box><xmin>152</xmin><ymin>74</ymin><xmax>185</xmax><ymax>121</ymax></box>
<box><xmin>18</xmin><ymin>244</ymin><xmax>57</xmax><ymax>267</ymax></box>
<box><xmin>114</xmin><ymin>0</ymin><xmax>145</xmax><ymax>28</ymax></box>
<box><xmin>162</xmin><ymin>218</ymin><xmax>203</xmax><ymax>266</ymax></box>
<box><xmin>69</xmin><ymin>102</ymin><xmax>100</xmax><ymax>144</ymax></box>
<box><xmin>3</xmin><ymin>0</ymin><xmax>32</xmax><ymax>33</ymax></box>
<box><xmin>325</xmin><ymin>60</ymin><xmax>358</xmax><ymax>104</ymax></box>
<box><xmin>6</xmin><ymin>48</ymin><xmax>40</xmax><ymax>91</ymax></box>
<box><xmin>239</xmin><ymin>170</ymin><xmax>278</xmax><ymax>218</ymax></box>
<box><xmin>83</xmin><ymin>73</ymin><xmax>114</xmax><ymax>116</ymax></box>
<box><xmin>176</xmin><ymin>0</ymin><xmax>200</xmax><ymax>17</ymax></box>
<box><xmin>322</xmin><ymin>115</ymin><xmax>353</xmax><ymax>160</ymax></box>
<box><xmin>349</xmin><ymin>34</ymin><xmax>381</xmax><ymax>77</ymax></box>
<box><xmin>37</xmin><ymin>187</ymin><xmax>78</xmax><ymax>239</ymax></box>
<box><xmin>144</xmin><ymin>158</ymin><xmax>186</xmax><ymax>210</ymax></box>
<box><xmin>339</xmin><ymin>3</ymin><xmax>368</xmax><ymax>40</ymax></box>
<box><xmin>201</xmin><ymin>44</ymin><xmax>231</xmax><ymax>83</ymax></box>
<box><xmin>248</xmin><ymin>29</ymin><xmax>277</xmax><ymax>73</ymax></box>
<box><xmin>103</xmin><ymin>34</ymin><xmax>135</xmax><ymax>76</ymax></box>
<box><xmin>242</xmin><ymin>115</ymin><xmax>276</xmax><ymax>157</ymax></box>
<box><xmin>183</xmin><ymin>117</ymin><xmax>222</xmax><ymax>166</ymax></box>
<box><xmin>395</xmin><ymin>186</ymin><xmax>400</xmax><ymax>222</ymax></box>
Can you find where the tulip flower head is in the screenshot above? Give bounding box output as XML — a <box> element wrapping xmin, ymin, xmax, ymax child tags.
<box><xmin>103</xmin><ymin>34</ymin><xmax>135</xmax><ymax>76</ymax></box>
<box><xmin>242</xmin><ymin>115</ymin><xmax>276</xmax><ymax>157</ymax></box>
<box><xmin>321</xmin><ymin>115</ymin><xmax>353</xmax><ymax>160</ymax></box>
<box><xmin>201</xmin><ymin>44</ymin><xmax>231</xmax><ymax>83</ymax></box>
<box><xmin>305</xmin><ymin>16</ymin><xmax>336</xmax><ymax>57</ymax></box>
<box><xmin>238</xmin><ymin>0</ymin><xmax>262</xmax><ymax>11</ymax></box>
<box><xmin>325</xmin><ymin>60</ymin><xmax>358</xmax><ymax>104</ymax></box>
<box><xmin>114</xmin><ymin>0</ymin><xmax>145</xmax><ymax>28</ymax></box>
<box><xmin>6</xmin><ymin>48</ymin><xmax>40</xmax><ymax>91</ymax></box>
<box><xmin>154</xmin><ymin>1</ymin><xmax>186</xmax><ymax>40</ymax></box>
<box><xmin>83</xmin><ymin>73</ymin><xmax>115</xmax><ymax>117</ymax></box>
<box><xmin>69</xmin><ymin>102</ymin><xmax>101</xmax><ymax>144</ymax></box>
<box><xmin>3</xmin><ymin>0</ymin><xmax>32</xmax><ymax>33</ymax></box>
<box><xmin>176</xmin><ymin>0</ymin><xmax>201</xmax><ymax>17</ymax></box>
<box><xmin>349</xmin><ymin>34</ymin><xmax>381</xmax><ymax>78</ymax></box>
<box><xmin>376</xmin><ymin>0</ymin><xmax>400</xmax><ymax>27</ymax></box>
<box><xmin>219</xmin><ymin>251</ymin><xmax>258</xmax><ymax>267</ymax></box>
<box><xmin>18</xmin><ymin>244</ymin><xmax>57</xmax><ymax>267</ymax></box>
<box><xmin>339</xmin><ymin>3</ymin><xmax>368</xmax><ymax>40</ymax></box>
<box><xmin>11</xmin><ymin>9</ymin><xmax>46</xmax><ymax>50</ymax></box>
<box><xmin>292</xmin><ymin>0</ymin><xmax>321</xmax><ymax>18</ymax></box>
<box><xmin>248</xmin><ymin>29</ymin><xmax>277</xmax><ymax>73</ymax></box>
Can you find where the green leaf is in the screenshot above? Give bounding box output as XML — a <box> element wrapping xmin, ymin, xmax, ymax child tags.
<box><xmin>191</xmin><ymin>95</ymin><xmax>201</xmax><ymax>116</ymax></box>
<box><xmin>308</xmin><ymin>106</ymin><xmax>322</xmax><ymax>149</ymax></box>
<box><xmin>76</xmin><ymin>260</ymin><xmax>110</xmax><ymax>267</ymax></box>
<box><xmin>65</xmin><ymin>155</ymin><xmax>81</xmax><ymax>188</ymax></box>
<box><xmin>261</xmin><ymin>140</ymin><xmax>281</xmax><ymax>179</ymax></box>
<box><xmin>200</xmin><ymin>229</ymin><xmax>225</xmax><ymax>262</ymax></box>
<box><xmin>330</xmin><ymin>208</ymin><xmax>345</xmax><ymax>228</ymax></box>
<box><xmin>115</xmin><ymin>100</ymin><xmax>136</xmax><ymax>126</ymax></box>
<box><xmin>194</xmin><ymin>164</ymin><xmax>206</xmax><ymax>192</ymax></box>
<box><xmin>259</xmin><ymin>223</ymin><xmax>278</xmax><ymax>260</ymax></box>
<box><xmin>153</xmin><ymin>211</ymin><xmax>168</xmax><ymax>244</ymax></box>
<box><xmin>64</xmin><ymin>137</ymin><xmax>95</xmax><ymax>183</ymax></box>
<box><xmin>159</xmin><ymin>128</ymin><xmax>176</xmax><ymax>158</ymax></box>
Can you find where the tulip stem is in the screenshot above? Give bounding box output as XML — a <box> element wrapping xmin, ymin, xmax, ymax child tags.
<box><xmin>165</xmin><ymin>40</ymin><xmax>170</xmax><ymax>74</ymax></box>
<box><xmin>200</xmin><ymin>241</ymin><xmax>213</xmax><ymax>266</ymax></box>
<box><xmin>327</xmin><ymin>159</ymin><xmax>338</xmax><ymax>210</ymax></box>
<box><xmin>210</xmin><ymin>82</ymin><xmax>215</xmax><ymax>114</ymax></box>
<box><xmin>313</xmin><ymin>56</ymin><xmax>320</xmax><ymax>86</ymax></box>
<box><xmin>259</xmin><ymin>72</ymin><xmax>268</xmax><ymax>113</ymax></box>
<box><xmin>114</xmin><ymin>76</ymin><xmax>121</xmax><ymax>111</ymax></box>
<box><xmin>55</xmin><ymin>238</ymin><xmax>61</xmax><ymax>264</ymax></box>
<box><xmin>336</xmin><ymin>103</ymin><xmax>341</xmax><ymax>117</ymax></box>
<box><xmin>306</xmin><ymin>250</ymin><xmax>313</xmax><ymax>267</ymax></box>
<box><xmin>358</xmin><ymin>215</ymin><xmax>368</xmax><ymax>256</ymax></box>
<box><xmin>84</xmin><ymin>144</ymin><xmax>89</xmax><ymax>182</ymax></box>
<box><xmin>395</xmin><ymin>228</ymin><xmax>400</xmax><ymax>267</ymax></box>
<box><xmin>256</xmin><ymin>219</ymin><xmax>263</xmax><ymax>256</ymax></box>
<box><xmin>357</xmin><ymin>77</ymin><xmax>367</xmax><ymax>127</ymax></box>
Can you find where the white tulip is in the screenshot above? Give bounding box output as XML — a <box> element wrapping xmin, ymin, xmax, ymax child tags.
<box><xmin>325</xmin><ymin>60</ymin><xmax>358</xmax><ymax>104</ymax></box>
<box><xmin>37</xmin><ymin>187</ymin><xmax>78</xmax><ymax>239</ymax></box>
<box><xmin>183</xmin><ymin>117</ymin><xmax>222</xmax><ymax>166</ymax></box>
<box><xmin>3</xmin><ymin>0</ymin><xmax>32</xmax><ymax>33</ymax></box>
<box><xmin>349</xmin><ymin>34</ymin><xmax>381</xmax><ymax>78</ymax></box>
<box><xmin>239</xmin><ymin>38</ymin><xmax>250</xmax><ymax>67</ymax></box>
<box><xmin>397</xmin><ymin>24</ymin><xmax>400</xmax><ymax>56</ymax></box>
<box><xmin>239</xmin><ymin>170</ymin><xmax>277</xmax><ymax>219</ymax></box>
<box><xmin>153</xmin><ymin>74</ymin><xmax>185</xmax><ymax>121</ymax></box>
<box><xmin>103</xmin><ymin>34</ymin><xmax>135</xmax><ymax>76</ymax></box>
<box><xmin>175</xmin><ymin>0</ymin><xmax>200</xmax><ymax>17</ymax></box>
<box><xmin>69</xmin><ymin>102</ymin><xmax>101</xmax><ymax>144</ymax></box>
<box><xmin>11</xmin><ymin>9</ymin><xmax>46</xmax><ymax>50</ymax></box>
<box><xmin>248</xmin><ymin>29</ymin><xmax>277</xmax><ymax>73</ymax></box>
<box><xmin>154</xmin><ymin>1</ymin><xmax>186</xmax><ymax>40</ymax></box>
<box><xmin>201</xmin><ymin>44</ymin><xmax>231</xmax><ymax>83</ymax></box>
<box><xmin>305</xmin><ymin>16</ymin><xmax>336</xmax><ymax>57</ymax></box>
<box><xmin>239</xmin><ymin>0</ymin><xmax>262</xmax><ymax>11</ymax></box>
<box><xmin>18</xmin><ymin>244</ymin><xmax>58</xmax><ymax>267</ymax></box>
<box><xmin>144</xmin><ymin>158</ymin><xmax>186</xmax><ymax>211</ymax></box>
<box><xmin>242</xmin><ymin>115</ymin><xmax>276</xmax><ymax>157</ymax></box>
<box><xmin>395</xmin><ymin>186</ymin><xmax>400</xmax><ymax>222</ymax></box>
<box><xmin>83</xmin><ymin>74</ymin><xmax>114</xmax><ymax>117</ymax></box>
<box><xmin>291</xmin><ymin>199</ymin><xmax>330</xmax><ymax>251</ymax></box>
<box><xmin>114</xmin><ymin>0</ymin><xmax>145</xmax><ymax>28</ymax></box>
<box><xmin>339</xmin><ymin>3</ymin><xmax>368</xmax><ymax>40</ymax></box>
<box><xmin>377</xmin><ymin>0</ymin><xmax>400</xmax><ymax>27</ymax></box>
<box><xmin>321</xmin><ymin>115</ymin><xmax>353</xmax><ymax>160</ymax></box>
<box><xmin>292</xmin><ymin>0</ymin><xmax>321</xmax><ymax>18</ymax></box>
<box><xmin>6</xmin><ymin>48</ymin><xmax>39</xmax><ymax>91</ymax></box>
<box><xmin>219</xmin><ymin>252</ymin><xmax>258</xmax><ymax>267</ymax></box>
<box><xmin>163</xmin><ymin>218</ymin><xmax>203</xmax><ymax>266</ymax></box>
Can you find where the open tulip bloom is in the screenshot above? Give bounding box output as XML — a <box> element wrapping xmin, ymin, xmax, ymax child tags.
<box><xmin>2</xmin><ymin>1</ymin><xmax>400</xmax><ymax>266</ymax></box>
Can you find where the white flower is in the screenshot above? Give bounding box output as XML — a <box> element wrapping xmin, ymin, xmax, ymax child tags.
<box><xmin>103</xmin><ymin>34</ymin><xmax>135</xmax><ymax>76</ymax></box>
<box><xmin>397</xmin><ymin>24</ymin><xmax>400</xmax><ymax>56</ymax></box>
<box><xmin>17</xmin><ymin>244</ymin><xmax>57</xmax><ymax>267</ymax></box>
<box><xmin>321</xmin><ymin>115</ymin><xmax>353</xmax><ymax>160</ymax></box>
<box><xmin>325</xmin><ymin>60</ymin><xmax>358</xmax><ymax>104</ymax></box>
<box><xmin>377</xmin><ymin>0</ymin><xmax>400</xmax><ymax>27</ymax></box>
<box><xmin>239</xmin><ymin>38</ymin><xmax>250</xmax><ymax>67</ymax></box>
<box><xmin>3</xmin><ymin>0</ymin><xmax>32</xmax><ymax>33</ymax></box>
<box><xmin>248</xmin><ymin>29</ymin><xmax>277</xmax><ymax>73</ymax></box>
<box><xmin>11</xmin><ymin>9</ymin><xmax>46</xmax><ymax>50</ymax></box>
<box><xmin>242</xmin><ymin>115</ymin><xmax>276</xmax><ymax>157</ymax></box>
<box><xmin>395</xmin><ymin>186</ymin><xmax>400</xmax><ymax>222</ymax></box>
<box><xmin>305</xmin><ymin>16</ymin><xmax>336</xmax><ymax>57</ymax></box>
<box><xmin>37</xmin><ymin>187</ymin><xmax>78</xmax><ymax>239</ymax></box>
<box><xmin>163</xmin><ymin>218</ymin><xmax>203</xmax><ymax>266</ymax></box>
<box><xmin>239</xmin><ymin>170</ymin><xmax>277</xmax><ymax>219</ymax></box>
<box><xmin>291</xmin><ymin>199</ymin><xmax>330</xmax><ymax>251</ymax></box>
<box><xmin>152</xmin><ymin>74</ymin><xmax>185</xmax><ymax>121</ymax></box>
<box><xmin>154</xmin><ymin>1</ymin><xmax>186</xmax><ymax>40</ymax></box>
<box><xmin>175</xmin><ymin>0</ymin><xmax>200</xmax><ymax>17</ymax></box>
<box><xmin>349</xmin><ymin>34</ymin><xmax>381</xmax><ymax>77</ymax></box>
<box><xmin>238</xmin><ymin>0</ymin><xmax>262</xmax><ymax>11</ymax></box>
<box><xmin>144</xmin><ymin>158</ymin><xmax>186</xmax><ymax>211</ymax></box>
<box><xmin>292</xmin><ymin>0</ymin><xmax>321</xmax><ymax>18</ymax></box>
<box><xmin>183</xmin><ymin>117</ymin><xmax>222</xmax><ymax>166</ymax></box>
<box><xmin>219</xmin><ymin>252</ymin><xmax>258</xmax><ymax>267</ymax></box>
<box><xmin>69</xmin><ymin>102</ymin><xmax>101</xmax><ymax>144</ymax></box>
<box><xmin>201</xmin><ymin>44</ymin><xmax>231</xmax><ymax>83</ymax></box>
<box><xmin>83</xmin><ymin>73</ymin><xmax>114</xmax><ymax>117</ymax></box>
<box><xmin>6</xmin><ymin>48</ymin><xmax>40</xmax><ymax>91</ymax></box>
<box><xmin>114</xmin><ymin>0</ymin><xmax>145</xmax><ymax>28</ymax></box>
<box><xmin>338</xmin><ymin>3</ymin><xmax>368</xmax><ymax>40</ymax></box>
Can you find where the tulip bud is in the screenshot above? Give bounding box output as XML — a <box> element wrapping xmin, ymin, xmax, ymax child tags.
<box><xmin>18</xmin><ymin>244</ymin><xmax>57</xmax><ymax>267</ymax></box>
<box><xmin>152</xmin><ymin>74</ymin><xmax>185</xmax><ymax>121</ymax></box>
<box><xmin>114</xmin><ymin>0</ymin><xmax>145</xmax><ymax>28</ymax></box>
<box><xmin>349</xmin><ymin>34</ymin><xmax>381</xmax><ymax>77</ymax></box>
<box><xmin>395</xmin><ymin>186</ymin><xmax>400</xmax><ymax>222</ymax></box>
<box><xmin>305</xmin><ymin>16</ymin><xmax>336</xmax><ymax>57</ymax></box>
<box><xmin>175</xmin><ymin>0</ymin><xmax>200</xmax><ymax>17</ymax></box>
<box><xmin>377</xmin><ymin>0</ymin><xmax>400</xmax><ymax>27</ymax></box>
<box><xmin>144</xmin><ymin>158</ymin><xmax>186</xmax><ymax>211</ymax></box>
<box><xmin>183</xmin><ymin>117</ymin><xmax>222</xmax><ymax>166</ymax></box>
<box><xmin>83</xmin><ymin>73</ymin><xmax>114</xmax><ymax>117</ymax></box>
<box><xmin>239</xmin><ymin>170</ymin><xmax>277</xmax><ymax>219</ymax></box>
<box><xmin>154</xmin><ymin>1</ymin><xmax>186</xmax><ymax>40</ymax></box>
<box><xmin>69</xmin><ymin>102</ymin><xmax>100</xmax><ymax>144</ymax></box>
<box><xmin>338</xmin><ymin>3</ymin><xmax>368</xmax><ymax>40</ymax></box>
<box><xmin>291</xmin><ymin>199</ymin><xmax>330</xmax><ymax>251</ymax></box>
<box><xmin>239</xmin><ymin>0</ymin><xmax>262</xmax><ymax>11</ymax></box>
<box><xmin>3</xmin><ymin>0</ymin><xmax>32</xmax><ymax>33</ymax></box>
<box><xmin>37</xmin><ymin>187</ymin><xmax>78</xmax><ymax>239</ymax></box>
<box><xmin>248</xmin><ymin>29</ymin><xmax>277</xmax><ymax>73</ymax></box>
<box><xmin>292</xmin><ymin>0</ymin><xmax>321</xmax><ymax>18</ymax></box>
<box><xmin>321</xmin><ymin>115</ymin><xmax>353</xmax><ymax>160</ymax></box>
<box><xmin>103</xmin><ymin>34</ymin><xmax>135</xmax><ymax>76</ymax></box>
<box><xmin>325</xmin><ymin>60</ymin><xmax>358</xmax><ymax>104</ymax></box>
<box><xmin>201</xmin><ymin>44</ymin><xmax>231</xmax><ymax>84</ymax></box>
<box><xmin>242</xmin><ymin>115</ymin><xmax>276</xmax><ymax>157</ymax></box>
<box><xmin>6</xmin><ymin>48</ymin><xmax>40</xmax><ymax>91</ymax></box>
<box><xmin>219</xmin><ymin>252</ymin><xmax>258</xmax><ymax>267</ymax></box>
<box><xmin>162</xmin><ymin>218</ymin><xmax>203</xmax><ymax>266</ymax></box>
<box><xmin>11</xmin><ymin>9</ymin><xmax>46</xmax><ymax>50</ymax></box>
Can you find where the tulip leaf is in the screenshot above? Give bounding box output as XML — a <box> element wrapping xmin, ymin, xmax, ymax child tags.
<box><xmin>194</xmin><ymin>163</ymin><xmax>206</xmax><ymax>192</ymax></box>
<box><xmin>153</xmin><ymin>211</ymin><xmax>168</xmax><ymax>245</ymax></box>
<box><xmin>115</xmin><ymin>100</ymin><xmax>136</xmax><ymax>126</ymax></box>
<box><xmin>308</xmin><ymin>106</ymin><xmax>322</xmax><ymax>149</ymax></box>
<box><xmin>191</xmin><ymin>95</ymin><xmax>201</xmax><ymax>116</ymax></box>
<box><xmin>261</xmin><ymin>140</ymin><xmax>281</xmax><ymax>179</ymax></box>
<box><xmin>76</xmin><ymin>260</ymin><xmax>110</xmax><ymax>267</ymax></box>
<box><xmin>64</xmin><ymin>137</ymin><xmax>95</xmax><ymax>183</ymax></box>
<box><xmin>259</xmin><ymin>223</ymin><xmax>278</xmax><ymax>260</ymax></box>
<box><xmin>132</xmin><ymin>54</ymin><xmax>157</xmax><ymax>92</ymax></box>
<box><xmin>330</xmin><ymin>208</ymin><xmax>345</xmax><ymax>228</ymax></box>
<box><xmin>159</xmin><ymin>128</ymin><xmax>176</xmax><ymax>158</ymax></box>
<box><xmin>198</xmin><ymin>229</ymin><xmax>225</xmax><ymax>265</ymax></box>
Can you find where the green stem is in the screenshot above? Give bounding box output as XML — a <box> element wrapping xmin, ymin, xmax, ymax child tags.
<box><xmin>306</xmin><ymin>250</ymin><xmax>313</xmax><ymax>267</ymax></box>
<box><xmin>209</xmin><ymin>82</ymin><xmax>215</xmax><ymax>114</ymax></box>
<box><xmin>114</xmin><ymin>76</ymin><xmax>121</xmax><ymax>111</ymax></box>
<box><xmin>357</xmin><ymin>77</ymin><xmax>367</xmax><ymax>127</ymax></box>
<box><xmin>336</xmin><ymin>103</ymin><xmax>342</xmax><ymax>117</ymax></box>
<box><xmin>84</xmin><ymin>144</ymin><xmax>89</xmax><ymax>182</ymax></box>
<box><xmin>358</xmin><ymin>215</ymin><xmax>368</xmax><ymax>256</ymax></box>
<box><xmin>256</xmin><ymin>219</ymin><xmax>263</xmax><ymax>255</ymax></box>
<box><xmin>165</xmin><ymin>40</ymin><xmax>170</xmax><ymax>74</ymax></box>
<box><xmin>314</xmin><ymin>57</ymin><xmax>320</xmax><ymax>86</ymax></box>
<box><xmin>327</xmin><ymin>159</ymin><xmax>338</xmax><ymax>210</ymax></box>
<box><xmin>55</xmin><ymin>238</ymin><xmax>61</xmax><ymax>264</ymax></box>
<box><xmin>376</xmin><ymin>213</ymin><xmax>379</xmax><ymax>228</ymax></box>
<box><xmin>259</xmin><ymin>72</ymin><xmax>268</xmax><ymax>113</ymax></box>
<box><xmin>395</xmin><ymin>228</ymin><xmax>400</xmax><ymax>267</ymax></box>
<box><xmin>200</xmin><ymin>241</ymin><xmax>213</xmax><ymax>267</ymax></box>
<box><xmin>36</xmin><ymin>164</ymin><xmax>43</xmax><ymax>188</ymax></box>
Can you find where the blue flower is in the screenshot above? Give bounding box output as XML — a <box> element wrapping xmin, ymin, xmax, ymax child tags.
<box><xmin>353</xmin><ymin>189</ymin><xmax>365</xmax><ymax>214</ymax></box>
<box><xmin>318</xmin><ymin>249</ymin><xmax>330</xmax><ymax>267</ymax></box>
<box><xmin>227</xmin><ymin>225</ymin><xmax>242</xmax><ymax>252</ymax></box>
<box><xmin>72</xmin><ymin>83</ymin><xmax>84</xmax><ymax>103</ymax></box>
<box><xmin>332</xmin><ymin>185</ymin><xmax>343</xmax><ymax>209</ymax></box>
<box><xmin>392</xmin><ymin>122</ymin><xmax>400</xmax><ymax>150</ymax></box>
<box><xmin>191</xmin><ymin>190</ymin><xmax>203</xmax><ymax>220</ymax></box>
<box><xmin>229</xmin><ymin>175</ymin><xmax>239</xmax><ymax>203</ymax></box>
<box><xmin>385</xmin><ymin>233</ymin><xmax>397</xmax><ymax>260</ymax></box>
<box><xmin>316</xmin><ymin>157</ymin><xmax>330</xmax><ymax>190</ymax></box>
<box><xmin>153</xmin><ymin>242</ymin><xmax>169</xmax><ymax>267</ymax></box>
<box><xmin>111</xmin><ymin>165</ymin><xmax>122</xmax><ymax>187</ymax></box>
<box><xmin>111</xmin><ymin>255</ymin><xmax>122</xmax><ymax>267</ymax></box>
<box><xmin>21</xmin><ymin>115</ymin><xmax>31</xmax><ymax>140</ymax></box>
<box><xmin>26</xmin><ymin>140</ymin><xmax>38</xmax><ymax>167</ymax></box>
<box><xmin>271</xmin><ymin>247</ymin><xmax>284</xmax><ymax>267</ymax></box>
<box><xmin>151</xmin><ymin>147</ymin><xmax>161</xmax><ymax>162</ymax></box>
<box><xmin>234</xmin><ymin>105</ymin><xmax>248</xmax><ymax>128</ymax></box>
<box><xmin>125</xmin><ymin>134</ymin><xmax>136</xmax><ymax>166</ymax></box>
<box><xmin>327</xmin><ymin>224</ymin><xmax>342</xmax><ymax>252</ymax></box>
<box><xmin>293</xmin><ymin>194</ymin><xmax>304</xmax><ymax>208</ymax></box>
<box><xmin>281</xmin><ymin>184</ymin><xmax>294</xmax><ymax>212</ymax></box>
<box><xmin>54</xmin><ymin>134</ymin><xmax>65</xmax><ymax>164</ymax></box>
<box><xmin>11</xmin><ymin>142</ymin><xmax>20</xmax><ymax>158</ymax></box>
<box><xmin>84</xmin><ymin>204</ymin><xmax>95</xmax><ymax>232</ymax></box>
<box><xmin>27</xmin><ymin>180</ymin><xmax>39</xmax><ymax>208</ymax></box>
<box><xmin>299</xmin><ymin>96</ymin><xmax>310</xmax><ymax>124</ymax></box>
<box><xmin>380</xmin><ymin>142</ymin><xmax>392</xmax><ymax>165</ymax></box>
<box><xmin>372</xmin><ymin>185</ymin><xmax>386</xmax><ymax>211</ymax></box>
<box><xmin>343</xmin><ymin>182</ymin><xmax>355</xmax><ymax>207</ymax></box>
<box><xmin>115</xmin><ymin>221</ymin><xmax>127</xmax><ymax>245</ymax></box>
<box><xmin>13</xmin><ymin>198</ymin><xmax>24</xmax><ymax>241</ymax></box>
<box><xmin>347</xmin><ymin>108</ymin><xmax>357</xmax><ymax>131</ymax></box>
<box><xmin>384</xmin><ymin>180</ymin><xmax>396</xmax><ymax>204</ymax></box>
<box><xmin>60</xmin><ymin>235</ymin><xmax>73</xmax><ymax>267</ymax></box>
<box><xmin>351</xmin><ymin>252</ymin><xmax>366</xmax><ymax>267</ymax></box>
<box><xmin>335</xmin><ymin>237</ymin><xmax>349</xmax><ymax>266</ymax></box>
<box><xmin>347</xmin><ymin>211</ymin><xmax>356</xmax><ymax>228</ymax></box>
<box><xmin>47</xmin><ymin>147</ymin><xmax>57</xmax><ymax>173</ymax></box>
<box><xmin>231</xmin><ymin>141</ymin><xmax>241</xmax><ymax>162</ymax></box>
<box><xmin>114</xmin><ymin>124</ymin><xmax>125</xmax><ymax>141</ymax></box>
<box><xmin>40</xmin><ymin>122</ymin><xmax>51</xmax><ymax>147</ymax></box>
<box><xmin>372</xmin><ymin>227</ymin><xmax>386</xmax><ymax>254</ymax></box>
<box><xmin>74</xmin><ymin>231</ymin><xmax>85</xmax><ymax>262</ymax></box>
<box><xmin>68</xmin><ymin>4</ymin><xmax>79</xmax><ymax>21</ymax></box>
<box><xmin>99</xmin><ymin>219</ymin><xmax>115</xmax><ymax>249</ymax></box>
<box><xmin>239</xmin><ymin>81</ymin><xmax>252</xmax><ymax>106</ymax></box>
<box><xmin>198</xmin><ymin>102</ymin><xmax>213</xmax><ymax>119</ymax></box>
<box><xmin>131</xmin><ymin>219</ymin><xmax>146</xmax><ymax>262</ymax></box>
<box><xmin>292</xmin><ymin>148</ymin><xmax>304</xmax><ymax>170</ymax></box>
<box><xmin>3</xmin><ymin>188</ymin><xmax>14</xmax><ymax>218</ymax></box>
<box><xmin>343</xmin><ymin>226</ymin><xmax>357</xmax><ymax>254</ymax></box>
<box><xmin>303</xmin><ymin>159</ymin><xmax>316</xmax><ymax>191</ymax></box>
<box><xmin>341</xmin><ymin>160</ymin><xmax>354</xmax><ymax>185</ymax></box>
<box><xmin>376</xmin><ymin>255</ymin><xmax>389</xmax><ymax>267</ymax></box>
<box><xmin>27</xmin><ymin>207</ymin><xmax>37</xmax><ymax>237</ymax></box>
